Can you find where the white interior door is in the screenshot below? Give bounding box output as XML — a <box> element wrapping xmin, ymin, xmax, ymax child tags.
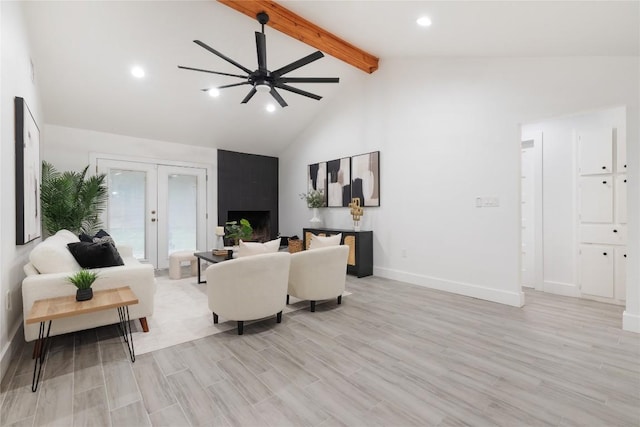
<box><xmin>97</xmin><ymin>159</ymin><xmax>207</xmax><ymax>268</ymax></box>
<box><xmin>521</xmin><ymin>143</ymin><xmax>535</xmax><ymax>287</ymax></box>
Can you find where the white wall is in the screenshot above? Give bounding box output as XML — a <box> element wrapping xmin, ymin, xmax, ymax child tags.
<box><xmin>43</xmin><ymin>125</ymin><xmax>219</xmax><ymax>250</ymax></box>
<box><xmin>279</xmin><ymin>57</ymin><xmax>639</xmax><ymax>330</ymax></box>
<box><xmin>523</xmin><ymin>107</ymin><xmax>627</xmax><ymax>297</ymax></box>
<box><xmin>1</xmin><ymin>1</ymin><xmax>44</xmax><ymax>378</ymax></box>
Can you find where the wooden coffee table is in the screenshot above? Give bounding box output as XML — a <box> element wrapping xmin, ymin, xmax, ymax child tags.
<box><xmin>25</xmin><ymin>286</ymin><xmax>138</xmax><ymax>392</ymax></box>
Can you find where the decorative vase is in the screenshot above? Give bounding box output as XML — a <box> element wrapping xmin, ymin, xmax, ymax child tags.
<box><xmin>76</xmin><ymin>288</ymin><xmax>93</xmax><ymax>302</ymax></box>
<box><xmin>309</xmin><ymin>207</ymin><xmax>322</xmax><ymax>227</ymax></box>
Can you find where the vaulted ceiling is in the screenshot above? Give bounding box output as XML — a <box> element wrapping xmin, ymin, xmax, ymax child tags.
<box><xmin>22</xmin><ymin>1</ymin><xmax>639</xmax><ymax>155</ymax></box>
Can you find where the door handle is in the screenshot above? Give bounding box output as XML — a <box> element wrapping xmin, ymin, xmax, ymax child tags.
<box><xmin>603</xmin><ymin>252</ymin><xmax>607</xmax><ymax>256</ymax></box>
<box><xmin>613</xmin><ymin>229</ymin><xmax>618</xmax><ymax>233</ymax></box>
<box><xmin>151</xmin><ymin>218</ymin><xmax>157</xmax><ymax>222</ymax></box>
<box><xmin>151</xmin><ymin>210</ymin><xmax>156</xmax><ymax>214</ymax></box>
<box><xmin>602</xmin><ymin>180</ymin><xmax>607</xmax><ymax>184</ymax></box>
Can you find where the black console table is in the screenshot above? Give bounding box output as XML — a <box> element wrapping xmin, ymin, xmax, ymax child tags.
<box><xmin>303</xmin><ymin>228</ymin><xmax>373</xmax><ymax>277</ymax></box>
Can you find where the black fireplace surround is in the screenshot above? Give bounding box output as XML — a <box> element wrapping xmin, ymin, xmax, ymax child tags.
<box><xmin>217</xmin><ymin>150</ymin><xmax>278</xmax><ymax>243</ymax></box>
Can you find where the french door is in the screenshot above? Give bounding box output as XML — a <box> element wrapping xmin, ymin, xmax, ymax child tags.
<box><xmin>97</xmin><ymin>159</ymin><xmax>207</xmax><ymax>269</ymax></box>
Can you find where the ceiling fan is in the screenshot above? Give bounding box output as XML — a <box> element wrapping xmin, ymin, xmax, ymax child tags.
<box><xmin>178</xmin><ymin>12</ymin><xmax>339</xmax><ymax>108</ymax></box>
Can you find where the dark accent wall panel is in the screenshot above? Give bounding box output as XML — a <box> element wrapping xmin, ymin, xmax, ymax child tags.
<box><xmin>217</xmin><ymin>149</ymin><xmax>279</xmax><ymax>240</ymax></box>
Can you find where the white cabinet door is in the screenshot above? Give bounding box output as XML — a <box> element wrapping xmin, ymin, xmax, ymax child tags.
<box><xmin>616</xmin><ymin>175</ymin><xmax>627</xmax><ymax>224</ymax></box>
<box><xmin>616</xmin><ymin>127</ymin><xmax>627</xmax><ymax>173</ymax></box>
<box><xmin>580</xmin><ymin>224</ymin><xmax>627</xmax><ymax>245</ymax></box>
<box><xmin>614</xmin><ymin>248</ymin><xmax>627</xmax><ymax>301</ymax></box>
<box><xmin>579</xmin><ymin>176</ymin><xmax>613</xmax><ymax>223</ymax></box>
<box><xmin>578</xmin><ymin>129</ymin><xmax>613</xmax><ymax>175</ymax></box>
<box><xmin>580</xmin><ymin>245</ymin><xmax>614</xmax><ymax>298</ymax></box>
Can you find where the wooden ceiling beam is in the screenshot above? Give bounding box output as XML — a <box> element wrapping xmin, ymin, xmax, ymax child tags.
<box><xmin>217</xmin><ymin>0</ymin><xmax>379</xmax><ymax>74</ymax></box>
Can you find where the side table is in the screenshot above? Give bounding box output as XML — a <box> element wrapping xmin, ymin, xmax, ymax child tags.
<box><xmin>25</xmin><ymin>286</ymin><xmax>139</xmax><ymax>392</ymax></box>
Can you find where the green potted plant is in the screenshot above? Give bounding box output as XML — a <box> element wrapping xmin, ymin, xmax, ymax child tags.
<box><xmin>68</xmin><ymin>269</ymin><xmax>99</xmax><ymax>301</ymax></box>
<box><xmin>224</xmin><ymin>219</ymin><xmax>253</xmax><ymax>246</ymax></box>
<box><xmin>40</xmin><ymin>161</ymin><xmax>107</xmax><ymax>236</ymax></box>
<box><xmin>300</xmin><ymin>189</ymin><xmax>325</xmax><ymax>227</ymax></box>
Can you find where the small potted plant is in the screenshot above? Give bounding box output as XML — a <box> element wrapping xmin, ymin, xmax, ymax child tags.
<box><xmin>225</xmin><ymin>219</ymin><xmax>253</xmax><ymax>246</ymax></box>
<box><xmin>68</xmin><ymin>269</ymin><xmax>98</xmax><ymax>301</ymax></box>
<box><xmin>300</xmin><ymin>189</ymin><xmax>325</xmax><ymax>227</ymax></box>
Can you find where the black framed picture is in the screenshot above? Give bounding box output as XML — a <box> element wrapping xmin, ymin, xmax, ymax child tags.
<box><xmin>307</xmin><ymin>161</ymin><xmax>327</xmax><ymax>207</ymax></box>
<box><xmin>327</xmin><ymin>157</ymin><xmax>351</xmax><ymax>207</ymax></box>
<box><xmin>351</xmin><ymin>151</ymin><xmax>380</xmax><ymax>206</ymax></box>
<box><xmin>15</xmin><ymin>96</ymin><xmax>41</xmax><ymax>245</ymax></box>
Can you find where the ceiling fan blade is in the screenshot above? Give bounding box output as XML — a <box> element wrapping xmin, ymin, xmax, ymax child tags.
<box><xmin>275</xmin><ymin>83</ymin><xmax>322</xmax><ymax>100</ymax></box>
<box><xmin>278</xmin><ymin>77</ymin><xmax>339</xmax><ymax>84</ymax></box>
<box><xmin>218</xmin><ymin>82</ymin><xmax>250</xmax><ymax>89</ymax></box>
<box><xmin>200</xmin><ymin>82</ymin><xmax>249</xmax><ymax>91</ymax></box>
<box><xmin>272</xmin><ymin>51</ymin><xmax>324</xmax><ymax>77</ymax></box>
<box><xmin>270</xmin><ymin>88</ymin><xmax>288</xmax><ymax>108</ymax></box>
<box><xmin>193</xmin><ymin>40</ymin><xmax>253</xmax><ymax>74</ymax></box>
<box><xmin>255</xmin><ymin>32</ymin><xmax>267</xmax><ymax>72</ymax></box>
<box><xmin>241</xmin><ymin>88</ymin><xmax>257</xmax><ymax>104</ymax></box>
<box><xmin>178</xmin><ymin>66</ymin><xmax>247</xmax><ymax>79</ymax></box>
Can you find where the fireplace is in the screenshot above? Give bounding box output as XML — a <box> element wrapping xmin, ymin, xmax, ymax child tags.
<box><xmin>226</xmin><ymin>210</ymin><xmax>271</xmax><ymax>243</ymax></box>
<box><xmin>217</xmin><ymin>150</ymin><xmax>279</xmax><ymax>244</ymax></box>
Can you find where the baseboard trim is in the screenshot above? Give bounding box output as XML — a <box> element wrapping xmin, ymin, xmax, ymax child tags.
<box><xmin>543</xmin><ymin>280</ymin><xmax>580</xmax><ymax>297</ymax></box>
<box><xmin>623</xmin><ymin>311</ymin><xmax>640</xmax><ymax>333</ymax></box>
<box><xmin>1</xmin><ymin>322</ymin><xmax>24</xmax><ymax>384</ymax></box>
<box><xmin>374</xmin><ymin>267</ymin><xmax>524</xmax><ymax>307</ymax></box>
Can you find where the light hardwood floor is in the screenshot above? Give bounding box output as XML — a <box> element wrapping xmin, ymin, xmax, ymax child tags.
<box><xmin>2</xmin><ymin>275</ymin><xmax>639</xmax><ymax>426</ymax></box>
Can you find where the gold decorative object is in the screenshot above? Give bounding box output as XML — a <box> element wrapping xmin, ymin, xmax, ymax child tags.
<box><xmin>348</xmin><ymin>198</ymin><xmax>364</xmax><ymax>231</ymax></box>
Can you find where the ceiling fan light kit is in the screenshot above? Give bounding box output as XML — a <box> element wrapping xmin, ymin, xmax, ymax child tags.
<box><xmin>178</xmin><ymin>11</ymin><xmax>339</xmax><ymax>108</ymax></box>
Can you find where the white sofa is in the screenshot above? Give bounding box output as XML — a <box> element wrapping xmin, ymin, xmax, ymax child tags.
<box><xmin>288</xmin><ymin>245</ymin><xmax>349</xmax><ymax>312</ymax></box>
<box><xmin>22</xmin><ymin>230</ymin><xmax>156</xmax><ymax>342</ymax></box>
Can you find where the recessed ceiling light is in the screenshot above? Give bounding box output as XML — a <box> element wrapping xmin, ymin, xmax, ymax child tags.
<box><xmin>208</xmin><ymin>88</ymin><xmax>220</xmax><ymax>97</ymax></box>
<box><xmin>416</xmin><ymin>16</ymin><xmax>432</xmax><ymax>27</ymax></box>
<box><xmin>131</xmin><ymin>66</ymin><xmax>145</xmax><ymax>78</ymax></box>
<box><xmin>265</xmin><ymin>103</ymin><xmax>276</xmax><ymax>113</ymax></box>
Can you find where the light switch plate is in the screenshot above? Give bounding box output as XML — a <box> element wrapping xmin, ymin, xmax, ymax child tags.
<box><xmin>476</xmin><ymin>196</ymin><xmax>500</xmax><ymax>208</ymax></box>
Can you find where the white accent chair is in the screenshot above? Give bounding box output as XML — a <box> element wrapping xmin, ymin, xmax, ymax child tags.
<box><xmin>287</xmin><ymin>245</ymin><xmax>349</xmax><ymax>312</ymax></box>
<box><xmin>206</xmin><ymin>251</ymin><xmax>291</xmax><ymax>335</ymax></box>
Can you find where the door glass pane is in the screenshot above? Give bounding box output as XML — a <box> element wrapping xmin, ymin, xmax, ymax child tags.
<box><xmin>108</xmin><ymin>170</ymin><xmax>146</xmax><ymax>258</ymax></box>
<box><xmin>167</xmin><ymin>174</ymin><xmax>197</xmax><ymax>255</ymax></box>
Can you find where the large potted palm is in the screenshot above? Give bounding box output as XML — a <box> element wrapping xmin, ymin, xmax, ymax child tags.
<box><xmin>40</xmin><ymin>161</ymin><xmax>108</xmax><ymax>236</ymax></box>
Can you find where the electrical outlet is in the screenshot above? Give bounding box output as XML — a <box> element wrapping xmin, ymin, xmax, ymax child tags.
<box><xmin>6</xmin><ymin>290</ymin><xmax>11</xmax><ymax>311</ymax></box>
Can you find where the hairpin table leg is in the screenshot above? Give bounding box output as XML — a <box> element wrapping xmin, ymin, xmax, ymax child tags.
<box><xmin>117</xmin><ymin>306</ymin><xmax>136</xmax><ymax>362</ymax></box>
<box><xmin>31</xmin><ymin>320</ymin><xmax>52</xmax><ymax>392</ymax></box>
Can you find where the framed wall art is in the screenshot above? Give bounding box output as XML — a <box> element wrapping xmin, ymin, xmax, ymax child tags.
<box><xmin>351</xmin><ymin>151</ymin><xmax>380</xmax><ymax>206</ymax></box>
<box><xmin>307</xmin><ymin>161</ymin><xmax>327</xmax><ymax>207</ymax></box>
<box><xmin>15</xmin><ymin>96</ymin><xmax>41</xmax><ymax>245</ymax></box>
<box><xmin>327</xmin><ymin>157</ymin><xmax>351</xmax><ymax>207</ymax></box>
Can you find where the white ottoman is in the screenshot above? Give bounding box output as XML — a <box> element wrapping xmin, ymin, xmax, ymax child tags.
<box><xmin>169</xmin><ymin>251</ymin><xmax>198</xmax><ymax>280</ymax></box>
